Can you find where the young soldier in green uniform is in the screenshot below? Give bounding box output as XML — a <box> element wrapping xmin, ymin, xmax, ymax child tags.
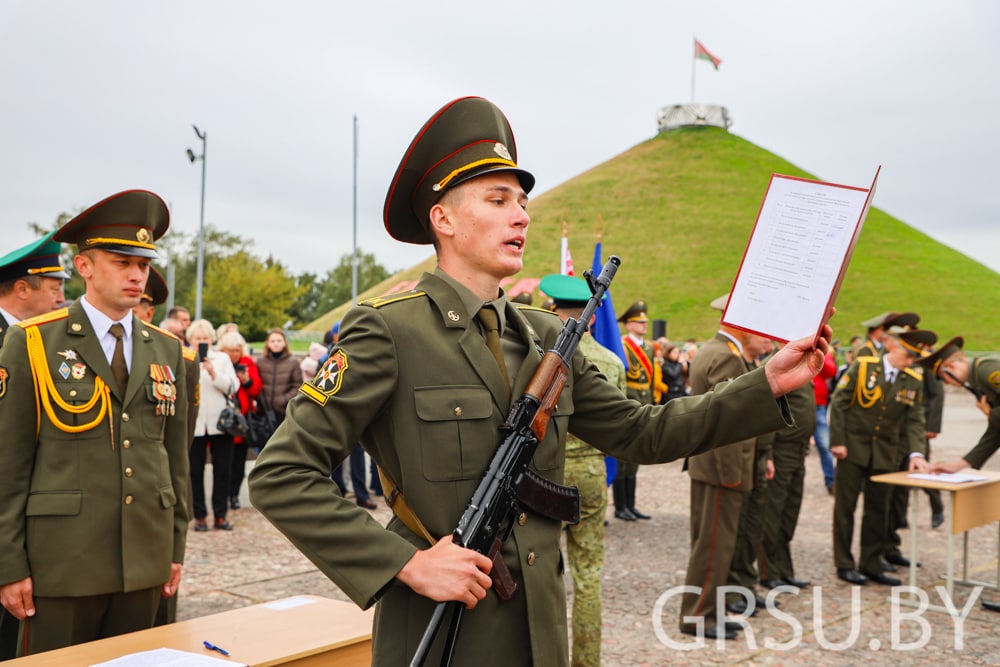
<box><xmin>830</xmin><ymin>329</ymin><xmax>932</xmax><ymax>586</ymax></box>
<box><xmin>0</xmin><ymin>231</ymin><xmax>71</xmax><ymax>661</ymax></box>
<box><xmin>248</xmin><ymin>96</ymin><xmax>832</xmax><ymax>665</ymax></box>
<box><xmin>925</xmin><ymin>336</ymin><xmax>1000</xmax><ymax>612</ymax></box>
<box><xmin>0</xmin><ymin>191</ymin><xmax>189</xmax><ymax>656</ymax></box>
<box><xmin>614</xmin><ymin>301</ymin><xmax>655</xmax><ymax>520</ymax></box>
<box><xmin>541</xmin><ymin>273</ymin><xmax>626</xmax><ymax>667</ymax></box>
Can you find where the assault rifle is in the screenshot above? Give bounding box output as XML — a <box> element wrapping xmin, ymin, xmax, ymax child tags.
<box><xmin>943</xmin><ymin>369</ymin><xmax>986</xmax><ymax>402</ymax></box>
<box><xmin>410</xmin><ymin>255</ymin><xmax>621</xmax><ymax>667</ymax></box>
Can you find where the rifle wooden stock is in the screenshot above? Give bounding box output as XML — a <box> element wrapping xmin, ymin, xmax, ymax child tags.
<box><xmin>525</xmin><ymin>353</ymin><xmax>569</xmax><ymax>441</ymax></box>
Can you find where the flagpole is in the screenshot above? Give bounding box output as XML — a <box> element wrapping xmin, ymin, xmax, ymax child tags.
<box><xmin>691</xmin><ymin>37</ymin><xmax>696</xmax><ymax>103</ymax></box>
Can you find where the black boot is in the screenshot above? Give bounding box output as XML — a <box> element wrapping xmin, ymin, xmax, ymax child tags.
<box><xmin>626</xmin><ymin>476</ymin><xmax>651</xmax><ymax>520</ymax></box>
<box><xmin>613</xmin><ymin>480</ymin><xmax>636</xmax><ymax>521</ymax></box>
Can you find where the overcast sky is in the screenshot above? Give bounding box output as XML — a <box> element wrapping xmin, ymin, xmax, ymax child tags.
<box><xmin>3</xmin><ymin>1</ymin><xmax>998</xmax><ymax>278</ymax></box>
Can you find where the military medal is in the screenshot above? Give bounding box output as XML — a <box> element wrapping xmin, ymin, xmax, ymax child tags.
<box><xmin>58</xmin><ymin>349</ymin><xmax>79</xmax><ymax>361</ymax></box>
<box><xmin>59</xmin><ymin>361</ymin><xmax>71</xmax><ymax>379</ymax></box>
<box><xmin>149</xmin><ymin>364</ymin><xmax>178</xmax><ymax>416</ymax></box>
<box><xmin>71</xmin><ymin>363</ymin><xmax>87</xmax><ymax>380</ymax></box>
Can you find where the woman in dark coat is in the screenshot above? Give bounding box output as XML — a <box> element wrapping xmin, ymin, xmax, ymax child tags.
<box><xmin>255</xmin><ymin>328</ymin><xmax>301</xmax><ymax>429</ymax></box>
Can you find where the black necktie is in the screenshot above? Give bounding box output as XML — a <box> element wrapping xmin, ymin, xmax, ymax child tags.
<box><xmin>109</xmin><ymin>323</ymin><xmax>129</xmax><ymax>393</ymax></box>
<box><xmin>477</xmin><ymin>306</ymin><xmax>510</xmax><ymax>401</ymax></box>
<box><xmin>887</xmin><ymin>369</ymin><xmax>897</xmax><ymax>384</ymax></box>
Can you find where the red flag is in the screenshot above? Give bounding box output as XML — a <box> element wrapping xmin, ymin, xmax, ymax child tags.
<box><xmin>694</xmin><ymin>39</ymin><xmax>722</xmax><ymax>70</ymax></box>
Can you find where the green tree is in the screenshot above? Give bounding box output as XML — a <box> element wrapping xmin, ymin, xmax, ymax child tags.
<box><xmin>315</xmin><ymin>250</ymin><xmax>392</xmax><ymax>314</ymax></box>
<box><xmin>200</xmin><ymin>251</ymin><xmax>306</xmax><ymax>341</ymax></box>
<box><xmin>287</xmin><ymin>272</ymin><xmax>322</xmax><ymax>325</ymax></box>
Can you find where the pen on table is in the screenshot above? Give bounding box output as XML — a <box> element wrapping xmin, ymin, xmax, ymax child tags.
<box><xmin>203</xmin><ymin>640</ymin><xmax>230</xmax><ymax>656</ymax></box>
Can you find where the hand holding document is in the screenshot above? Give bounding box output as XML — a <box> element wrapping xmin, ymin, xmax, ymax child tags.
<box><xmin>722</xmin><ymin>168</ymin><xmax>880</xmax><ymax>343</ymax></box>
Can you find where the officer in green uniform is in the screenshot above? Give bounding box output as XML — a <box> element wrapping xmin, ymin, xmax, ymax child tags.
<box><xmin>758</xmin><ymin>367</ymin><xmax>816</xmax><ymax>589</ymax></box>
<box><xmin>0</xmin><ymin>231</ymin><xmax>71</xmax><ymax>661</ymax></box>
<box><xmin>248</xmin><ymin>96</ymin><xmax>832</xmax><ymax>666</ymax></box>
<box><xmin>830</xmin><ymin>329</ymin><xmax>932</xmax><ymax>586</ymax></box>
<box><xmin>924</xmin><ymin>336</ymin><xmax>1000</xmax><ymax>613</ymax></box>
<box><xmin>614</xmin><ymin>301</ymin><xmax>654</xmax><ymax>521</ymax></box>
<box><xmin>541</xmin><ymin>273</ymin><xmax>626</xmax><ymax>667</ymax></box>
<box><xmin>680</xmin><ymin>305</ymin><xmax>767</xmax><ymax>640</ymax></box>
<box><xmin>0</xmin><ymin>190</ymin><xmax>189</xmax><ymax>656</ymax></box>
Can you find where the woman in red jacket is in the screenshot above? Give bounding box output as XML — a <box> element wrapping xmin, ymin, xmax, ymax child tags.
<box><xmin>219</xmin><ymin>331</ymin><xmax>262</xmax><ymax>510</ymax></box>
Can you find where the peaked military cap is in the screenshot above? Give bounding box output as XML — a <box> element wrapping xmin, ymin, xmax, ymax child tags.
<box><xmin>540</xmin><ymin>274</ymin><xmax>591</xmax><ymax>308</ymax></box>
<box><xmin>383</xmin><ymin>96</ymin><xmax>535</xmax><ymax>245</ymax></box>
<box><xmin>917</xmin><ymin>336</ymin><xmax>964</xmax><ymax>377</ymax></box>
<box><xmin>895</xmin><ymin>329</ymin><xmax>937</xmax><ymax>357</ymax></box>
<box><xmin>510</xmin><ymin>291</ymin><xmax>534</xmax><ymax>305</ymax></box>
<box><xmin>709</xmin><ymin>292</ymin><xmax>730</xmax><ymax>311</ymax></box>
<box><xmin>53</xmin><ymin>189</ymin><xmax>169</xmax><ymax>259</ymax></box>
<box><xmin>618</xmin><ymin>300</ymin><xmax>648</xmax><ymax>324</ymax></box>
<box><xmin>0</xmin><ymin>229</ymin><xmax>72</xmax><ymax>283</ymax></box>
<box><xmin>884</xmin><ymin>311</ymin><xmax>920</xmax><ymax>332</ymax></box>
<box><xmin>141</xmin><ymin>266</ymin><xmax>169</xmax><ymax>306</ymax></box>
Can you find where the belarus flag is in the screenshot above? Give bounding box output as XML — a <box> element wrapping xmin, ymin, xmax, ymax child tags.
<box><xmin>694</xmin><ymin>39</ymin><xmax>722</xmax><ymax>70</ymax></box>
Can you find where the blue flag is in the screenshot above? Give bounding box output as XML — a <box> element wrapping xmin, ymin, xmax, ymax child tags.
<box><xmin>590</xmin><ymin>241</ymin><xmax>626</xmax><ymax>485</ymax></box>
<box><xmin>590</xmin><ymin>241</ymin><xmax>627</xmax><ymax>365</ymax></box>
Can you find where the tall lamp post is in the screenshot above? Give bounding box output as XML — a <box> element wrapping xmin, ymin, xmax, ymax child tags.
<box><xmin>186</xmin><ymin>125</ymin><xmax>207</xmax><ymax>319</ymax></box>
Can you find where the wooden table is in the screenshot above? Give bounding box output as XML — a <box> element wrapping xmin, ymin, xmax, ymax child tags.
<box><xmin>871</xmin><ymin>469</ymin><xmax>1000</xmax><ymax>611</ymax></box>
<box><xmin>8</xmin><ymin>595</ymin><xmax>372</xmax><ymax>666</ymax></box>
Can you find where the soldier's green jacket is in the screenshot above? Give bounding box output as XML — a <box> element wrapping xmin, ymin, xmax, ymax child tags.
<box><xmin>248</xmin><ymin>272</ymin><xmax>792</xmax><ymax>667</ymax></box>
<box><xmin>963</xmin><ymin>355</ymin><xmax>1000</xmax><ymax>469</ymax></box>
<box><xmin>0</xmin><ymin>302</ymin><xmax>189</xmax><ymax>596</ymax></box>
<box><xmin>565</xmin><ymin>334</ymin><xmax>626</xmax><ymax>458</ymax></box>
<box><xmin>829</xmin><ymin>354</ymin><xmax>926</xmax><ymax>471</ymax></box>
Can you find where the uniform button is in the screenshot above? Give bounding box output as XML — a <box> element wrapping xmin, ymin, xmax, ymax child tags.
<box><xmin>69</xmin><ymin>389</ymin><xmax>78</xmax><ymax>397</ymax></box>
<box><xmin>526</xmin><ymin>552</ymin><xmax>536</xmax><ymax>566</ymax></box>
<box><xmin>122</xmin><ymin>413</ymin><xmax>130</xmax><ymax>422</ymax></box>
<box><xmin>125</xmin><ymin>467</ymin><xmax>133</xmax><ymax>477</ymax></box>
<box><xmin>454</xmin><ymin>406</ymin><xmax>463</xmax><ymax>417</ymax></box>
<box><xmin>518</xmin><ymin>513</ymin><xmax>527</xmax><ymax>526</ymax></box>
<box><xmin>123</xmin><ymin>440</ymin><xmax>131</xmax><ymax>449</ymax></box>
<box><xmin>124</xmin><ymin>495</ymin><xmax>134</xmax><ymax>505</ymax></box>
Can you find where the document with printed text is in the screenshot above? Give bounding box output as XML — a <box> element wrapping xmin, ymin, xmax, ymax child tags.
<box><xmin>721</xmin><ymin>168</ymin><xmax>880</xmax><ymax>343</ymax></box>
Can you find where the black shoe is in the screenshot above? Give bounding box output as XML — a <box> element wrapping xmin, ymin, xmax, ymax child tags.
<box><xmin>782</xmin><ymin>576</ymin><xmax>810</xmax><ymax>589</ymax></box>
<box><xmin>614</xmin><ymin>508</ymin><xmax>637</xmax><ymax>521</ymax></box>
<box><xmin>193</xmin><ymin>519</ymin><xmax>208</xmax><ymax>532</ymax></box>
<box><xmin>898</xmin><ymin>519</ymin><xmax>909</xmax><ymax>529</ymax></box>
<box><xmin>725</xmin><ymin>600</ymin><xmax>758</xmax><ymax>616</ymax></box>
<box><xmin>229</xmin><ymin>496</ymin><xmax>241</xmax><ymax>510</ymax></box>
<box><xmin>931</xmin><ymin>512</ymin><xmax>945</xmax><ymax>529</ymax></box>
<box><xmin>826</xmin><ymin>483</ymin><xmax>835</xmax><ymax>496</ymax></box>
<box><xmin>214</xmin><ymin>518</ymin><xmax>234</xmax><ymax>531</ymax></box>
<box><xmin>680</xmin><ymin>625</ymin><xmax>736</xmax><ymax>640</ymax></box>
<box><xmin>881</xmin><ymin>559</ymin><xmax>898</xmax><ymax>573</ymax></box>
<box><xmin>885</xmin><ymin>553</ymin><xmax>920</xmax><ymax>568</ymax></box>
<box><xmin>629</xmin><ymin>507</ymin><xmax>652</xmax><ymax>520</ymax></box>
<box><xmin>723</xmin><ymin>621</ymin><xmax>746</xmax><ymax>632</ymax></box>
<box><xmin>982</xmin><ymin>600</ymin><xmax>1000</xmax><ymax>613</ymax></box>
<box><xmin>860</xmin><ymin>570</ymin><xmax>901</xmax><ymax>586</ymax></box>
<box><xmin>837</xmin><ymin>568</ymin><xmax>868</xmax><ymax>585</ymax></box>
<box><xmin>760</xmin><ymin>578</ymin><xmax>783</xmax><ymax>590</ymax></box>
<box><xmin>357</xmin><ymin>498</ymin><xmax>378</xmax><ymax>510</ymax></box>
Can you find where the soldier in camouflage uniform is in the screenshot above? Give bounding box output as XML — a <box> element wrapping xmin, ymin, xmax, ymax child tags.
<box><xmin>541</xmin><ymin>274</ymin><xmax>626</xmax><ymax>667</ymax></box>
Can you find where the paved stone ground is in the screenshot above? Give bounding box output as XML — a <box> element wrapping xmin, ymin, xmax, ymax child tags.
<box><xmin>180</xmin><ymin>386</ymin><xmax>1000</xmax><ymax>665</ymax></box>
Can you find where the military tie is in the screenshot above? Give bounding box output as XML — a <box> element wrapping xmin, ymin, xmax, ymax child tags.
<box><xmin>886</xmin><ymin>369</ymin><xmax>897</xmax><ymax>384</ymax></box>
<box><xmin>109</xmin><ymin>323</ymin><xmax>129</xmax><ymax>394</ymax></box>
<box><xmin>477</xmin><ymin>306</ymin><xmax>510</xmax><ymax>402</ymax></box>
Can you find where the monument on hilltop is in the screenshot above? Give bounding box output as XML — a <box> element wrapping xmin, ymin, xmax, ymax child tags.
<box><xmin>657</xmin><ymin>103</ymin><xmax>732</xmax><ymax>132</ymax></box>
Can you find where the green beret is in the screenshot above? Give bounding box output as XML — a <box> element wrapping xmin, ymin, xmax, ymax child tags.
<box><xmin>0</xmin><ymin>229</ymin><xmax>71</xmax><ymax>283</ymax></box>
<box><xmin>54</xmin><ymin>190</ymin><xmax>168</xmax><ymax>259</ymax></box>
<box><xmin>383</xmin><ymin>97</ymin><xmax>535</xmax><ymax>245</ymax></box>
<box><xmin>539</xmin><ymin>274</ymin><xmax>591</xmax><ymax>307</ymax></box>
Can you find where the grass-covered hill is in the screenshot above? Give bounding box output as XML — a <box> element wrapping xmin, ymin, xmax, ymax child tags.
<box><xmin>308</xmin><ymin>126</ymin><xmax>1000</xmax><ymax>352</ymax></box>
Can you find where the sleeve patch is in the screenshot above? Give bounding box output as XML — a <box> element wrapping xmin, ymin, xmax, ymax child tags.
<box><xmin>300</xmin><ymin>350</ymin><xmax>348</xmax><ymax>405</ymax></box>
<box><xmin>989</xmin><ymin>371</ymin><xmax>1000</xmax><ymax>388</ymax></box>
<box><xmin>836</xmin><ymin>373</ymin><xmax>851</xmax><ymax>391</ymax></box>
<box><xmin>0</xmin><ymin>367</ymin><xmax>7</xmax><ymax>399</ymax></box>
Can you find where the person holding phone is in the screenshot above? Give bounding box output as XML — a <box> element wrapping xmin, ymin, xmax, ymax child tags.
<box><xmin>186</xmin><ymin>319</ymin><xmax>239</xmax><ymax>531</ymax></box>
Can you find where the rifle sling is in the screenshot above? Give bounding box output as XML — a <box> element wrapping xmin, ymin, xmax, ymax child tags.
<box><xmin>377</xmin><ymin>466</ymin><xmax>520</xmax><ymax>601</ymax></box>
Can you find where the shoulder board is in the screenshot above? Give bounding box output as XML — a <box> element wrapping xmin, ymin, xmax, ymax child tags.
<box><xmin>903</xmin><ymin>367</ymin><xmax>923</xmax><ymax>381</ymax></box>
<box><xmin>142</xmin><ymin>321</ymin><xmax>182</xmax><ymax>342</ymax></box>
<box><xmin>515</xmin><ymin>304</ymin><xmax>559</xmax><ymax>316</ymax></box>
<box><xmin>360</xmin><ymin>290</ymin><xmax>427</xmax><ymax>309</ymax></box>
<box><xmin>17</xmin><ymin>307</ymin><xmax>69</xmax><ymax>329</ymax></box>
<box><xmin>182</xmin><ymin>347</ymin><xmax>198</xmax><ymax>362</ymax></box>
